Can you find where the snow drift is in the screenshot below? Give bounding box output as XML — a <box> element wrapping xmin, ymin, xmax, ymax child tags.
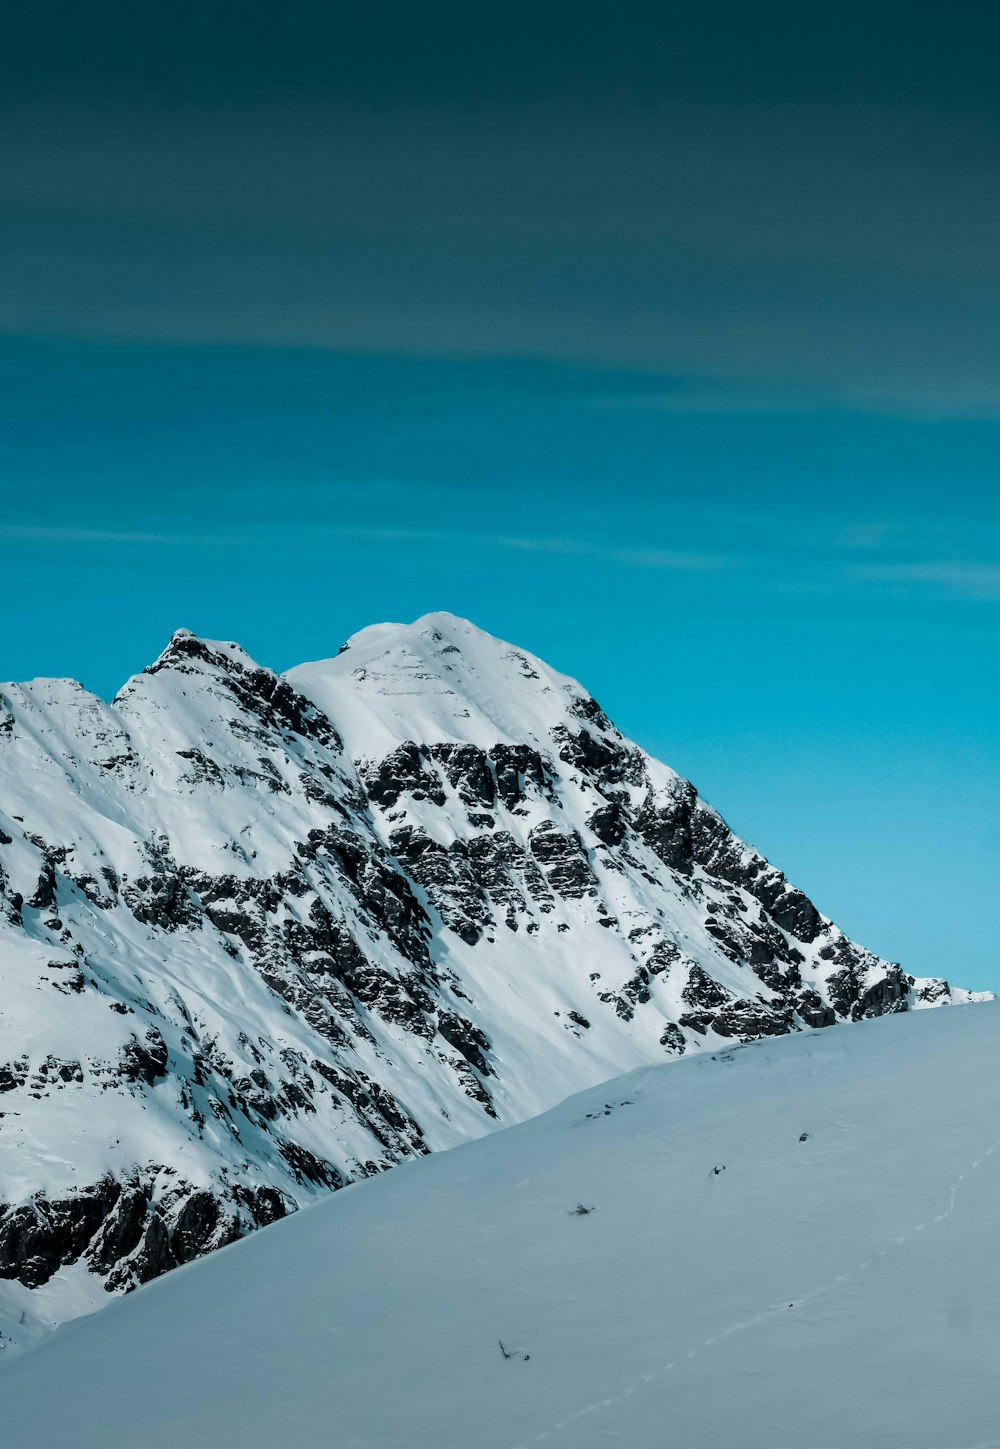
<box><xmin>2</xmin><ymin>1001</ymin><xmax>999</xmax><ymax>1448</ymax></box>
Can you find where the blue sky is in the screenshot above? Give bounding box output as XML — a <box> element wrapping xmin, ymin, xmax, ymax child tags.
<box><xmin>2</xmin><ymin>335</ymin><xmax>998</xmax><ymax>990</ymax></box>
<box><xmin>1</xmin><ymin>2</ymin><xmax>998</xmax><ymax>991</ymax></box>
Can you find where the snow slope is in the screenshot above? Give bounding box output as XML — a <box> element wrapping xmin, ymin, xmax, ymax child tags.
<box><xmin>3</xmin><ymin>1000</ymin><xmax>1000</xmax><ymax>1449</ymax></box>
<box><xmin>0</xmin><ymin>613</ymin><xmax>985</xmax><ymax>1344</ymax></box>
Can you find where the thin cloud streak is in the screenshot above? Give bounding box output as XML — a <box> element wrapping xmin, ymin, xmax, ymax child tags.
<box><xmin>314</xmin><ymin>525</ymin><xmax>740</xmax><ymax>573</ymax></box>
<box><xmin>0</xmin><ymin>521</ymin><xmax>736</xmax><ymax>571</ymax></box>
<box><xmin>849</xmin><ymin>560</ymin><xmax>1000</xmax><ymax>600</ymax></box>
<box><xmin>0</xmin><ymin>524</ymin><xmax>186</xmax><ymax>545</ymax></box>
<box><xmin>5</xmin><ymin>523</ymin><xmax>997</xmax><ymax>604</ymax></box>
<box><xmin>320</xmin><ymin>528</ymin><xmax>1000</xmax><ymax>601</ymax></box>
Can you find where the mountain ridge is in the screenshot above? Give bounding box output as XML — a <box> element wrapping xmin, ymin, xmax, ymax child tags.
<box><xmin>0</xmin><ymin>612</ymin><xmax>985</xmax><ymax>1346</ymax></box>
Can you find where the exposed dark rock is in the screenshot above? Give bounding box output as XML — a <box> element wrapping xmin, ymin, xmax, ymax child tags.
<box><xmin>678</xmin><ymin>1011</ymin><xmax>715</xmax><ymax>1035</ymax></box>
<box><xmin>529</xmin><ymin>820</ymin><xmax>598</xmax><ymax>899</ymax></box>
<box><xmin>689</xmin><ymin>808</ymin><xmax>822</xmax><ymax>942</ymax></box>
<box><xmin>146</xmin><ymin>632</ymin><xmax>342</xmax><ymax>752</ymax></box>
<box><xmin>277</xmin><ymin>1141</ymin><xmax>344</xmax><ymax>1189</ymax></box>
<box><xmin>88</xmin><ymin>1184</ymin><xmax>151</xmax><ymax>1273</ymax></box>
<box><xmin>0</xmin><ymin>1059</ymin><xmax>28</xmax><ymax>1092</ymax></box>
<box><xmin>231</xmin><ymin>1184</ymin><xmax>290</xmax><ymax>1227</ymax></box>
<box><xmin>489</xmin><ymin>743</ymin><xmax>553</xmax><ymax>809</ymax></box>
<box><xmin>171</xmin><ymin>1191</ymin><xmax>229</xmax><ymax>1264</ymax></box>
<box><xmin>659</xmin><ymin>1023</ymin><xmax>687</xmax><ymax>1053</ymax></box>
<box><xmin>430</xmin><ymin>743</ymin><xmax>497</xmax><ymax>808</ymax></box>
<box><xmin>553</xmin><ymin>726</ymin><xmax>618</xmax><ymax>777</ymax></box>
<box><xmin>797</xmin><ymin>988</ymin><xmax>836</xmax><ymax>1028</ymax></box>
<box><xmin>466</xmin><ymin>830</ymin><xmax>553</xmax><ymax>914</ymax></box>
<box><xmin>120</xmin><ymin>1211</ymin><xmax>177</xmax><ymax>1287</ymax></box>
<box><xmin>682</xmin><ymin>964</ymin><xmax>732</xmax><ymax>1012</ymax></box>
<box><xmin>567</xmin><ymin>692</ymin><xmax>613</xmax><ymax>730</ymax></box>
<box><xmin>362</xmin><ymin>743</ymin><xmax>446</xmax><ymax>810</ymax></box>
<box><xmin>438</xmin><ymin>1011</ymin><xmax>493</xmax><ymax>1075</ymax></box>
<box><xmin>176</xmin><ymin>749</ymin><xmax>225</xmax><ymax>788</ymax></box>
<box><xmin>389</xmin><ymin>826</ymin><xmax>491</xmax><ymax>946</ymax></box>
<box><xmin>711</xmin><ymin>1000</ymin><xmax>794</xmax><ymax>1040</ymax></box>
<box><xmin>28</xmin><ymin>856</ymin><xmax>59</xmax><ymax>911</ymax></box>
<box><xmin>634</xmin><ymin>782</ymin><xmax>823</xmax><ymax>944</ymax></box>
<box><xmin>588</xmin><ymin>799</ymin><xmax>629</xmax><ymax>847</ymax></box>
<box><xmin>123</xmin><ymin>842</ymin><xmax>199</xmax><ymax>931</ymax></box>
<box><xmin>825</xmin><ymin>947</ymin><xmax>911</xmax><ymax>1022</ymax></box>
<box><xmin>119</xmin><ymin>1028</ymin><xmax>169</xmax><ymax>1085</ymax></box>
<box><xmin>633</xmin><ymin>779</ymin><xmax>697</xmax><ymax>874</ymax></box>
<box><xmin>0</xmin><ymin>1178</ymin><xmax>121</xmax><ymax>1288</ymax></box>
<box><xmin>36</xmin><ymin>1055</ymin><xmax>84</xmax><ymax>1085</ymax></box>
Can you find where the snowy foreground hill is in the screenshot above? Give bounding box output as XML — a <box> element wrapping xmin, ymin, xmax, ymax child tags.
<box><xmin>0</xmin><ymin>613</ymin><xmax>985</xmax><ymax>1344</ymax></box>
<box><xmin>3</xmin><ymin>1002</ymin><xmax>1000</xmax><ymax>1449</ymax></box>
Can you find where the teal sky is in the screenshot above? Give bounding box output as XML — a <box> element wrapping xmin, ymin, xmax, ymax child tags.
<box><xmin>1</xmin><ymin>3</ymin><xmax>998</xmax><ymax>989</ymax></box>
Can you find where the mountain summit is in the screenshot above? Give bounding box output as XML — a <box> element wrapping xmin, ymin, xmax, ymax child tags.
<box><xmin>0</xmin><ymin>613</ymin><xmax>984</xmax><ymax>1344</ymax></box>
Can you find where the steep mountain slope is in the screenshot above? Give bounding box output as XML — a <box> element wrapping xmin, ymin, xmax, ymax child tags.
<box><xmin>0</xmin><ymin>613</ymin><xmax>982</xmax><ymax>1344</ymax></box>
<box><xmin>3</xmin><ymin>1001</ymin><xmax>999</xmax><ymax>1449</ymax></box>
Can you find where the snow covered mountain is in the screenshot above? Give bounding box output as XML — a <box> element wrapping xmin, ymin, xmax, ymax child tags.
<box><xmin>0</xmin><ymin>612</ymin><xmax>983</xmax><ymax>1345</ymax></box>
<box><xmin>4</xmin><ymin>1001</ymin><xmax>1000</xmax><ymax>1449</ymax></box>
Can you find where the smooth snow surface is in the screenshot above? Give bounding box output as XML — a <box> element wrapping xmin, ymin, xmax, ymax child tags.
<box><xmin>4</xmin><ymin>1002</ymin><xmax>1000</xmax><ymax>1449</ymax></box>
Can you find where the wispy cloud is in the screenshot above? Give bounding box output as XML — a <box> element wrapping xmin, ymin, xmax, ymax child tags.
<box><xmin>315</xmin><ymin>524</ymin><xmax>739</xmax><ymax>573</ymax></box>
<box><xmin>583</xmin><ymin>386</ymin><xmax>832</xmax><ymax>416</ymax></box>
<box><xmin>837</xmin><ymin>522</ymin><xmax>898</xmax><ymax>550</ymax></box>
<box><xmin>5</xmin><ymin>521</ymin><xmax>998</xmax><ymax>603</ymax></box>
<box><xmin>492</xmin><ymin>533</ymin><xmax>737</xmax><ymax>571</ymax></box>
<box><xmin>848</xmin><ymin>560</ymin><xmax>1000</xmax><ymax>600</ymax></box>
<box><xmin>1</xmin><ymin>520</ymin><xmax>735</xmax><ymax>570</ymax></box>
<box><xmin>0</xmin><ymin>523</ymin><xmax>265</xmax><ymax>548</ymax></box>
<box><xmin>0</xmin><ymin>524</ymin><xmax>184</xmax><ymax>545</ymax></box>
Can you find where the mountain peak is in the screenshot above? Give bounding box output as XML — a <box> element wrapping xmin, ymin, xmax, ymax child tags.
<box><xmin>143</xmin><ymin>628</ymin><xmax>264</xmax><ymax>680</ymax></box>
<box><xmin>0</xmin><ymin>613</ymin><xmax>985</xmax><ymax>1350</ymax></box>
<box><xmin>338</xmin><ymin>610</ymin><xmax>479</xmax><ymax>653</ymax></box>
<box><xmin>289</xmin><ymin>612</ymin><xmax>600</xmax><ymax>760</ymax></box>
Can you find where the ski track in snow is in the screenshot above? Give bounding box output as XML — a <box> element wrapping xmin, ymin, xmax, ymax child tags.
<box><xmin>512</xmin><ymin>1136</ymin><xmax>1000</xmax><ymax>1448</ymax></box>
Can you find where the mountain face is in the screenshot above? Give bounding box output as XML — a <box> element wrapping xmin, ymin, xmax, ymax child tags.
<box><xmin>0</xmin><ymin>613</ymin><xmax>982</xmax><ymax>1344</ymax></box>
